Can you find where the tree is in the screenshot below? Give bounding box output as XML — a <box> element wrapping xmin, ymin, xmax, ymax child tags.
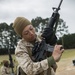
<box><xmin>57</xmin><ymin>33</ymin><xmax>75</xmax><ymax>49</ymax></box>
<box><xmin>56</xmin><ymin>19</ymin><xmax>69</xmax><ymax>47</ymax></box>
<box><xmin>0</xmin><ymin>22</ymin><xmax>20</xmax><ymax>54</ymax></box>
<box><xmin>31</xmin><ymin>17</ymin><xmax>49</xmax><ymax>35</ymax></box>
<box><xmin>56</xmin><ymin>19</ymin><xmax>69</xmax><ymax>38</ymax></box>
<box><xmin>31</xmin><ymin>17</ymin><xmax>69</xmax><ymax>37</ymax></box>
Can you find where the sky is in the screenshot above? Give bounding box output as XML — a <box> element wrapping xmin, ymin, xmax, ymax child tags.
<box><xmin>0</xmin><ymin>0</ymin><xmax>75</xmax><ymax>34</ymax></box>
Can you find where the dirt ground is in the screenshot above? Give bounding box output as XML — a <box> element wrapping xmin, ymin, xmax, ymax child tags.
<box><xmin>56</xmin><ymin>57</ymin><xmax>75</xmax><ymax>75</ymax></box>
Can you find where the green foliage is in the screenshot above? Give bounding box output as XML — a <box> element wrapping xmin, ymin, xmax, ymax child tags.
<box><xmin>31</xmin><ymin>16</ymin><xmax>49</xmax><ymax>32</ymax></box>
<box><xmin>56</xmin><ymin>19</ymin><xmax>69</xmax><ymax>38</ymax></box>
<box><xmin>0</xmin><ymin>22</ymin><xmax>20</xmax><ymax>55</ymax></box>
<box><xmin>57</xmin><ymin>33</ymin><xmax>75</xmax><ymax>49</ymax></box>
<box><xmin>0</xmin><ymin>23</ymin><xmax>8</xmax><ymax>31</ymax></box>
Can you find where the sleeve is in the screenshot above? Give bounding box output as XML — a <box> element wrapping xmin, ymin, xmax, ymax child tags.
<box><xmin>1</xmin><ymin>67</ymin><xmax>10</xmax><ymax>75</ymax></box>
<box><xmin>15</xmin><ymin>45</ymin><xmax>55</xmax><ymax>75</ymax></box>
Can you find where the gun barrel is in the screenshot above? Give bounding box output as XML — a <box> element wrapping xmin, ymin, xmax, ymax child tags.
<box><xmin>58</xmin><ymin>0</ymin><xmax>63</xmax><ymax>10</ymax></box>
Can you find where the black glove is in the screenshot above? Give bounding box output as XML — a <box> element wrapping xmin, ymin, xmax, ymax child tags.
<box><xmin>41</xmin><ymin>27</ymin><xmax>57</xmax><ymax>45</ymax></box>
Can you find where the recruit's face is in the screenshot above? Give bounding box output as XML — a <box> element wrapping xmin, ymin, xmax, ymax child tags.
<box><xmin>22</xmin><ymin>25</ymin><xmax>36</xmax><ymax>42</ymax></box>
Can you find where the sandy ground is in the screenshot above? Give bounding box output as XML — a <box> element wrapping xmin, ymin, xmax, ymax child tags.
<box><xmin>56</xmin><ymin>57</ymin><xmax>75</xmax><ymax>75</ymax></box>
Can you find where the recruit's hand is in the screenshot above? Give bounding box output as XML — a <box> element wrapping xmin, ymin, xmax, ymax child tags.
<box><xmin>52</xmin><ymin>45</ymin><xmax>64</xmax><ymax>62</ymax></box>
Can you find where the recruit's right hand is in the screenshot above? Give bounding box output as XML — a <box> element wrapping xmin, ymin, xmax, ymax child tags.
<box><xmin>52</xmin><ymin>45</ymin><xmax>64</xmax><ymax>62</ymax></box>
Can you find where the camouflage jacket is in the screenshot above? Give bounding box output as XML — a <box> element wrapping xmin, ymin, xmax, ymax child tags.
<box><xmin>0</xmin><ymin>66</ymin><xmax>10</xmax><ymax>75</ymax></box>
<box><xmin>15</xmin><ymin>37</ymin><xmax>55</xmax><ymax>75</ymax></box>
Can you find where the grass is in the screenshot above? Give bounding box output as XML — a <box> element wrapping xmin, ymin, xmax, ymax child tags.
<box><xmin>0</xmin><ymin>54</ymin><xmax>16</xmax><ymax>65</ymax></box>
<box><xmin>61</xmin><ymin>49</ymin><xmax>75</xmax><ymax>59</ymax></box>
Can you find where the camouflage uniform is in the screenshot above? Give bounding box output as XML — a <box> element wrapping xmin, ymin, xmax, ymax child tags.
<box><xmin>0</xmin><ymin>65</ymin><xmax>10</xmax><ymax>75</ymax></box>
<box><xmin>15</xmin><ymin>37</ymin><xmax>55</xmax><ymax>75</ymax></box>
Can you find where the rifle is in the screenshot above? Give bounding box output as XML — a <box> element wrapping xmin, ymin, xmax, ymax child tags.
<box><xmin>32</xmin><ymin>0</ymin><xmax>63</xmax><ymax>62</ymax></box>
<box><xmin>8</xmin><ymin>49</ymin><xmax>14</xmax><ymax>75</ymax></box>
<box><xmin>7</xmin><ymin>39</ymin><xmax>15</xmax><ymax>75</ymax></box>
<box><xmin>42</xmin><ymin>0</ymin><xmax>63</xmax><ymax>45</ymax></box>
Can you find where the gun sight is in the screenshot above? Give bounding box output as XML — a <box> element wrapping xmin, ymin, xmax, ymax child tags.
<box><xmin>52</xmin><ymin>0</ymin><xmax>63</xmax><ymax>12</ymax></box>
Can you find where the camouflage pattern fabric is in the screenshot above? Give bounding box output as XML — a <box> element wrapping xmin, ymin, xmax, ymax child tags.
<box><xmin>15</xmin><ymin>37</ymin><xmax>55</xmax><ymax>75</ymax></box>
<box><xmin>0</xmin><ymin>65</ymin><xmax>10</xmax><ymax>75</ymax></box>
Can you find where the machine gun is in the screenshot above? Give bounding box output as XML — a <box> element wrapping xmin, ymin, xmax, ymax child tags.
<box><xmin>32</xmin><ymin>0</ymin><xmax>63</xmax><ymax>62</ymax></box>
